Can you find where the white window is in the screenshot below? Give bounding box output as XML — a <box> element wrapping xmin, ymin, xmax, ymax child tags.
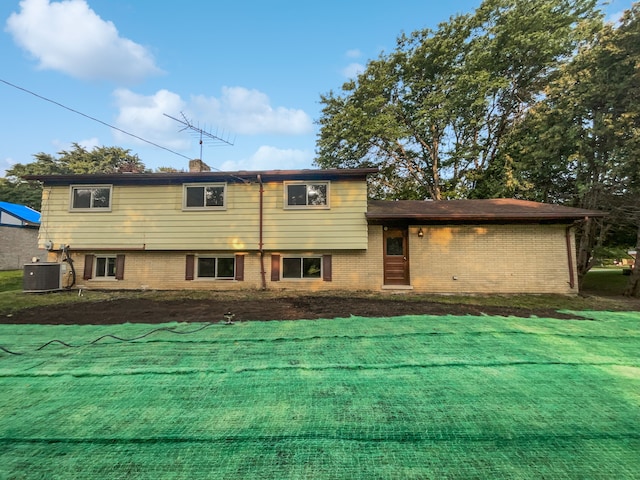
<box><xmin>70</xmin><ymin>185</ymin><xmax>112</xmax><ymax>211</ymax></box>
<box><xmin>197</xmin><ymin>256</ymin><xmax>235</xmax><ymax>279</ymax></box>
<box><xmin>184</xmin><ymin>183</ymin><xmax>226</xmax><ymax>209</ymax></box>
<box><xmin>95</xmin><ymin>255</ymin><xmax>117</xmax><ymax>278</ymax></box>
<box><xmin>282</xmin><ymin>257</ymin><xmax>322</xmax><ymax>279</ymax></box>
<box><xmin>284</xmin><ymin>182</ymin><xmax>329</xmax><ymax>208</ymax></box>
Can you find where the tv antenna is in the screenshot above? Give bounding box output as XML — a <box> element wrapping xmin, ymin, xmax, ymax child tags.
<box><xmin>163</xmin><ymin>112</ymin><xmax>234</xmax><ymax>161</ymax></box>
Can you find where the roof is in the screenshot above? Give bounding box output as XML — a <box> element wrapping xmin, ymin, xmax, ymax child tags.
<box><xmin>0</xmin><ymin>201</ymin><xmax>41</xmax><ymax>225</ymax></box>
<box><xmin>22</xmin><ymin>168</ymin><xmax>379</xmax><ymax>186</ymax></box>
<box><xmin>366</xmin><ymin>198</ymin><xmax>606</xmax><ymax>223</ymax></box>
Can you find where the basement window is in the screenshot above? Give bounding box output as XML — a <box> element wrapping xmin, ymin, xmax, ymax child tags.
<box><xmin>197</xmin><ymin>256</ymin><xmax>235</xmax><ymax>279</ymax></box>
<box><xmin>83</xmin><ymin>254</ymin><xmax>125</xmax><ymax>280</ymax></box>
<box><xmin>95</xmin><ymin>256</ymin><xmax>117</xmax><ymax>278</ymax></box>
<box><xmin>284</xmin><ymin>182</ymin><xmax>329</xmax><ymax>208</ymax></box>
<box><xmin>70</xmin><ymin>185</ymin><xmax>112</xmax><ymax>211</ymax></box>
<box><xmin>282</xmin><ymin>257</ymin><xmax>322</xmax><ymax>279</ymax></box>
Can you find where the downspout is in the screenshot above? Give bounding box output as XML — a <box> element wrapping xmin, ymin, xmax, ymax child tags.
<box><xmin>566</xmin><ymin>224</ymin><xmax>576</xmax><ymax>290</ymax></box>
<box><xmin>257</xmin><ymin>175</ymin><xmax>267</xmax><ymax>290</ymax></box>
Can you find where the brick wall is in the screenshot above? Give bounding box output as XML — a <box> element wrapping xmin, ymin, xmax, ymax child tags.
<box><xmin>61</xmin><ymin>223</ymin><xmax>578</xmax><ymax>295</ymax></box>
<box><xmin>407</xmin><ymin>224</ymin><xmax>577</xmax><ymax>294</ymax></box>
<box><xmin>0</xmin><ymin>226</ymin><xmax>45</xmax><ymax>270</ymax></box>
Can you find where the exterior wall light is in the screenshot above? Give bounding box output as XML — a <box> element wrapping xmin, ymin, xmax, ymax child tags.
<box><xmin>417</xmin><ymin>228</ymin><xmax>424</xmax><ymax>238</ymax></box>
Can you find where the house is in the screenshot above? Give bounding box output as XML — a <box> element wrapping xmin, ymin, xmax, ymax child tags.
<box><xmin>24</xmin><ymin>167</ymin><xmax>604</xmax><ymax>294</ymax></box>
<box><xmin>0</xmin><ymin>201</ymin><xmax>44</xmax><ymax>270</ymax></box>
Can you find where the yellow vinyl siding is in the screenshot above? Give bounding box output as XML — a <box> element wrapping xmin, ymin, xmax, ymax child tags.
<box><xmin>38</xmin><ymin>179</ymin><xmax>368</xmax><ymax>251</ymax></box>
<box><xmin>262</xmin><ymin>180</ymin><xmax>368</xmax><ymax>250</ymax></box>
<box><xmin>40</xmin><ymin>183</ymin><xmax>259</xmax><ymax>250</ymax></box>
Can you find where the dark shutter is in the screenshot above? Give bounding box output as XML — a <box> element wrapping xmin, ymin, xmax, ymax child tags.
<box><xmin>235</xmin><ymin>254</ymin><xmax>244</xmax><ymax>281</ymax></box>
<box><xmin>185</xmin><ymin>254</ymin><xmax>195</xmax><ymax>281</ymax></box>
<box><xmin>115</xmin><ymin>254</ymin><xmax>125</xmax><ymax>280</ymax></box>
<box><xmin>271</xmin><ymin>254</ymin><xmax>280</xmax><ymax>282</ymax></box>
<box><xmin>323</xmin><ymin>255</ymin><xmax>332</xmax><ymax>282</ymax></box>
<box><xmin>83</xmin><ymin>254</ymin><xmax>94</xmax><ymax>280</ymax></box>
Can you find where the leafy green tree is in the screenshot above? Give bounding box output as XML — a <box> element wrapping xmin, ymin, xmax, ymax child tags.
<box><xmin>0</xmin><ymin>178</ymin><xmax>43</xmax><ymax>210</ymax></box>
<box><xmin>315</xmin><ymin>0</ymin><xmax>599</xmax><ymax>200</ymax></box>
<box><xmin>495</xmin><ymin>4</ymin><xmax>640</xmax><ymax>292</ymax></box>
<box><xmin>1</xmin><ymin>144</ymin><xmax>147</xmax><ymax>210</ymax></box>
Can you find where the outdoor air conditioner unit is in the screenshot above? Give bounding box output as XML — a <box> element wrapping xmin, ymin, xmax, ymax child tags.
<box><xmin>23</xmin><ymin>262</ymin><xmax>65</xmax><ymax>293</ymax></box>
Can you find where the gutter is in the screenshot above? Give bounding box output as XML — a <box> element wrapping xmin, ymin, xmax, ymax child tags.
<box><xmin>566</xmin><ymin>225</ymin><xmax>576</xmax><ymax>289</ymax></box>
<box><xmin>257</xmin><ymin>174</ymin><xmax>267</xmax><ymax>290</ymax></box>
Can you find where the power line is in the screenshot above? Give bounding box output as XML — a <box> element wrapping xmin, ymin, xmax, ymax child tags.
<box><xmin>0</xmin><ymin>77</ymin><xmax>191</xmax><ymax>161</ymax></box>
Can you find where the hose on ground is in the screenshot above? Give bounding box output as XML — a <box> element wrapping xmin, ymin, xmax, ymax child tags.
<box><xmin>1</xmin><ymin>321</ymin><xmax>220</xmax><ymax>356</ymax></box>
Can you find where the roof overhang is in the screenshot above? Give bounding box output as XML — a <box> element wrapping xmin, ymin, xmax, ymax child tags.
<box><xmin>23</xmin><ymin>168</ymin><xmax>379</xmax><ymax>186</ymax></box>
<box><xmin>366</xmin><ymin>199</ymin><xmax>606</xmax><ymax>224</ymax></box>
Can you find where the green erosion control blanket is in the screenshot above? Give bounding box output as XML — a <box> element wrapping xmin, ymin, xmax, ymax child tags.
<box><xmin>1</xmin><ymin>311</ymin><xmax>639</xmax><ymax>479</ymax></box>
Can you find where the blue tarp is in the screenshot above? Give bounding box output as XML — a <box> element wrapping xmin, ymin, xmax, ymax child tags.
<box><xmin>0</xmin><ymin>201</ymin><xmax>40</xmax><ymax>225</ymax></box>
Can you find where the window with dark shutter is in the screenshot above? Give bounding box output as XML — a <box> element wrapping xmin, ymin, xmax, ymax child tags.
<box><xmin>271</xmin><ymin>254</ymin><xmax>280</xmax><ymax>281</ymax></box>
<box><xmin>185</xmin><ymin>254</ymin><xmax>195</xmax><ymax>281</ymax></box>
<box><xmin>323</xmin><ymin>255</ymin><xmax>332</xmax><ymax>282</ymax></box>
<box><xmin>83</xmin><ymin>254</ymin><xmax>94</xmax><ymax>280</ymax></box>
<box><xmin>235</xmin><ymin>254</ymin><xmax>244</xmax><ymax>281</ymax></box>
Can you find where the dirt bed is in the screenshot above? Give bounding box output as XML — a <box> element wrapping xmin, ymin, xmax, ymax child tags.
<box><xmin>1</xmin><ymin>295</ymin><xmax>585</xmax><ymax>325</ymax></box>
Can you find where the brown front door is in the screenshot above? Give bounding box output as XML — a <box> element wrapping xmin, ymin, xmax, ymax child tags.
<box><xmin>383</xmin><ymin>227</ymin><xmax>410</xmax><ymax>285</ymax></box>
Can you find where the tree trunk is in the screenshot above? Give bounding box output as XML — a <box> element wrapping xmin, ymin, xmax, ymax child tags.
<box><xmin>623</xmin><ymin>224</ymin><xmax>640</xmax><ymax>297</ymax></box>
<box><xmin>576</xmin><ymin>218</ymin><xmax>595</xmax><ymax>290</ymax></box>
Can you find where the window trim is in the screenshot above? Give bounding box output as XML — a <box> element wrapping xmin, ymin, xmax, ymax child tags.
<box><xmin>69</xmin><ymin>185</ymin><xmax>113</xmax><ymax>212</ymax></box>
<box><xmin>182</xmin><ymin>183</ymin><xmax>227</xmax><ymax>210</ymax></box>
<box><xmin>283</xmin><ymin>181</ymin><xmax>330</xmax><ymax>209</ymax></box>
<box><xmin>93</xmin><ymin>255</ymin><xmax>117</xmax><ymax>281</ymax></box>
<box><xmin>195</xmin><ymin>255</ymin><xmax>236</xmax><ymax>280</ymax></box>
<box><xmin>281</xmin><ymin>256</ymin><xmax>323</xmax><ymax>280</ymax></box>
<box><xmin>84</xmin><ymin>254</ymin><xmax>125</xmax><ymax>281</ymax></box>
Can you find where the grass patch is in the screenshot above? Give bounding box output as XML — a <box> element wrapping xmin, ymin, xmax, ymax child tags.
<box><xmin>1</xmin><ymin>312</ymin><xmax>638</xmax><ymax>478</ymax></box>
<box><xmin>0</xmin><ymin>270</ymin><xmax>22</xmax><ymax>293</ymax></box>
<box><xmin>582</xmin><ymin>267</ymin><xmax>631</xmax><ymax>295</ymax></box>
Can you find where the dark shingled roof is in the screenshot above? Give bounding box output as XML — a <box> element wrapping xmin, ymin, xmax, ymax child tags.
<box><xmin>366</xmin><ymin>199</ymin><xmax>605</xmax><ymax>223</ymax></box>
<box><xmin>23</xmin><ymin>168</ymin><xmax>379</xmax><ymax>186</ymax></box>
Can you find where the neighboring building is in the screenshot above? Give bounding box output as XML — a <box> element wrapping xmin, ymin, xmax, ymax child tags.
<box><xmin>24</xmin><ymin>168</ymin><xmax>604</xmax><ymax>294</ymax></box>
<box><xmin>0</xmin><ymin>201</ymin><xmax>43</xmax><ymax>270</ymax></box>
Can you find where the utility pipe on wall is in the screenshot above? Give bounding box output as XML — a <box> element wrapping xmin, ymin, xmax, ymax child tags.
<box><xmin>257</xmin><ymin>175</ymin><xmax>267</xmax><ymax>290</ymax></box>
<box><xmin>566</xmin><ymin>225</ymin><xmax>576</xmax><ymax>290</ymax></box>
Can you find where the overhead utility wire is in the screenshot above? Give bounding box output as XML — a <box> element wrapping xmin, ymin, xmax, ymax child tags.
<box><xmin>0</xmin><ymin>78</ymin><xmax>191</xmax><ymax>161</ymax></box>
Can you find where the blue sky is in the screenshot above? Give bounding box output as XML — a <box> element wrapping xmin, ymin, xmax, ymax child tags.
<box><xmin>0</xmin><ymin>0</ymin><xmax>634</xmax><ymax>176</ymax></box>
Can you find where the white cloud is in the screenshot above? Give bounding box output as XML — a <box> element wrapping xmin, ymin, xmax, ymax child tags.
<box><xmin>346</xmin><ymin>49</ymin><xmax>362</xmax><ymax>58</ymax></box>
<box><xmin>342</xmin><ymin>62</ymin><xmax>365</xmax><ymax>79</ymax></box>
<box><xmin>5</xmin><ymin>0</ymin><xmax>162</xmax><ymax>83</ymax></box>
<box><xmin>192</xmin><ymin>86</ymin><xmax>313</xmax><ymax>135</ymax></box>
<box><xmin>218</xmin><ymin>146</ymin><xmax>313</xmax><ymax>172</ymax></box>
<box><xmin>112</xmin><ymin>86</ymin><xmax>313</xmax><ymax>150</ymax></box>
<box><xmin>113</xmin><ymin>89</ymin><xmax>187</xmax><ymax>148</ymax></box>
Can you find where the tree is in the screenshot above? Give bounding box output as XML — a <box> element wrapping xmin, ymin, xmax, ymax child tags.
<box><xmin>1</xmin><ymin>144</ymin><xmax>147</xmax><ymax>210</ymax></box>
<box><xmin>155</xmin><ymin>166</ymin><xmax>185</xmax><ymax>173</ymax></box>
<box><xmin>315</xmin><ymin>0</ymin><xmax>599</xmax><ymax>200</ymax></box>
<box><xmin>495</xmin><ymin>4</ymin><xmax>640</xmax><ymax>292</ymax></box>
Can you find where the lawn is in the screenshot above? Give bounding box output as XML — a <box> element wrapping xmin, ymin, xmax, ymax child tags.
<box><xmin>1</xmin><ymin>311</ymin><xmax>639</xmax><ymax>479</ymax></box>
